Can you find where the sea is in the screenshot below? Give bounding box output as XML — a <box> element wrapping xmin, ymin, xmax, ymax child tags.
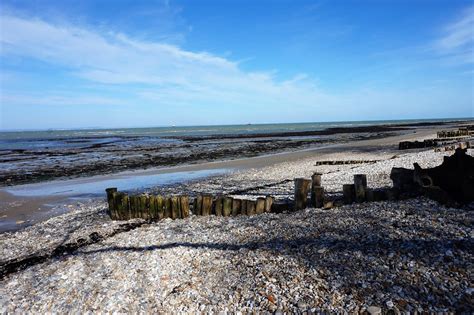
<box><xmin>0</xmin><ymin>118</ymin><xmax>468</xmax><ymax>151</ymax></box>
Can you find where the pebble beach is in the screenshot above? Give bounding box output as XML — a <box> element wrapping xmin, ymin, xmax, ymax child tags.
<box><xmin>1</xmin><ymin>147</ymin><xmax>473</xmax><ymax>313</ymax></box>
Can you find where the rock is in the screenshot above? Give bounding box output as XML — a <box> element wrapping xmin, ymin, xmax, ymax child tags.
<box><xmin>367</xmin><ymin>306</ymin><xmax>382</xmax><ymax>315</ymax></box>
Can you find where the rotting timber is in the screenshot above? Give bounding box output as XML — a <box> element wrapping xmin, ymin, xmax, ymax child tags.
<box><xmin>391</xmin><ymin>148</ymin><xmax>474</xmax><ymax>205</ymax></box>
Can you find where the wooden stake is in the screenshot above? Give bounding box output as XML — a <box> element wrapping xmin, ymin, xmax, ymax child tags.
<box><xmin>343</xmin><ymin>184</ymin><xmax>355</xmax><ymax>204</ymax></box>
<box><xmin>105</xmin><ymin>188</ymin><xmax>117</xmax><ymax>217</ymax></box>
<box><xmin>121</xmin><ymin>194</ymin><xmax>130</xmax><ymax>220</ymax></box>
<box><xmin>164</xmin><ymin>197</ymin><xmax>172</xmax><ymax>218</ymax></box>
<box><xmin>129</xmin><ymin>195</ymin><xmax>138</xmax><ymax>219</ymax></box>
<box><xmin>256</xmin><ymin>197</ymin><xmax>266</xmax><ymax>214</ymax></box>
<box><xmin>201</xmin><ymin>195</ymin><xmax>213</xmax><ymax>216</ymax></box>
<box><xmin>156</xmin><ymin>195</ymin><xmax>165</xmax><ymax>220</ymax></box>
<box><xmin>240</xmin><ymin>199</ymin><xmax>248</xmax><ymax>215</ymax></box>
<box><xmin>311</xmin><ymin>172</ymin><xmax>322</xmax><ymax>187</ymax></box>
<box><xmin>180</xmin><ymin>195</ymin><xmax>190</xmax><ymax>218</ymax></box>
<box><xmin>311</xmin><ymin>186</ymin><xmax>324</xmax><ymax>208</ymax></box>
<box><xmin>194</xmin><ymin>195</ymin><xmax>203</xmax><ymax>216</ymax></box>
<box><xmin>294</xmin><ymin>178</ymin><xmax>311</xmax><ymax>210</ymax></box>
<box><xmin>112</xmin><ymin>192</ymin><xmax>122</xmax><ymax>220</ymax></box>
<box><xmin>214</xmin><ymin>196</ymin><xmax>223</xmax><ymax>216</ymax></box>
<box><xmin>171</xmin><ymin>196</ymin><xmax>180</xmax><ymax>219</ymax></box>
<box><xmin>246</xmin><ymin>200</ymin><xmax>256</xmax><ymax>215</ymax></box>
<box><xmin>149</xmin><ymin>195</ymin><xmax>157</xmax><ymax>220</ymax></box>
<box><xmin>264</xmin><ymin>196</ymin><xmax>274</xmax><ymax>212</ymax></box>
<box><xmin>354</xmin><ymin>174</ymin><xmax>367</xmax><ymax>203</ymax></box>
<box><xmin>139</xmin><ymin>194</ymin><xmax>149</xmax><ymax>220</ymax></box>
<box><xmin>232</xmin><ymin>198</ymin><xmax>241</xmax><ymax>216</ymax></box>
<box><xmin>223</xmin><ymin>197</ymin><xmax>233</xmax><ymax>217</ymax></box>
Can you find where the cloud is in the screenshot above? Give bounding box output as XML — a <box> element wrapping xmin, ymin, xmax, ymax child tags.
<box><xmin>0</xmin><ymin>11</ymin><xmax>472</xmax><ymax>129</ymax></box>
<box><xmin>0</xmin><ymin>13</ymin><xmax>333</xmax><ymax>111</ymax></box>
<box><xmin>0</xmin><ymin>93</ymin><xmax>131</xmax><ymax>107</ymax></box>
<box><xmin>433</xmin><ymin>5</ymin><xmax>474</xmax><ymax>64</ymax></box>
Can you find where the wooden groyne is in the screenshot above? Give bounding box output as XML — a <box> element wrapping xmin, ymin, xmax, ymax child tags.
<box><xmin>399</xmin><ymin>127</ymin><xmax>473</xmax><ymax>151</ymax></box>
<box><xmin>106</xmin><ymin>148</ymin><xmax>473</xmax><ymax>221</ymax></box>
<box><xmin>436</xmin><ymin>128</ymin><xmax>470</xmax><ymax>138</ymax></box>
<box><xmin>106</xmin><ymin>190</ymin><xmax>276</xmax><ymax>221</ymax></box>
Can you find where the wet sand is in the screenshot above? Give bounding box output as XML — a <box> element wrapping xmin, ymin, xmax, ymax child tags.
<box><xmin>3</xmin><ymin>120</ymin><xmax>464</xmax><ymax>187</ymax></box>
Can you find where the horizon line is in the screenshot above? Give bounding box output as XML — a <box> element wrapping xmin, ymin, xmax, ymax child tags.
<box><xmin>1</xmin><ymin>116</ymin><xmax>473</xmax><ymax>133</ymax></box>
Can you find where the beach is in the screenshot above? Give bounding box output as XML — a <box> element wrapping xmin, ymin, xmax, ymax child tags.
<box><xmin>1</xmin><ymin>120</ymin><xmax>473</xmax><ymax>312</ymax></box>
<box><xmin>0</xmin><ymin>119</ymin><xmax>468</xmax><ymax>231</ymax></box>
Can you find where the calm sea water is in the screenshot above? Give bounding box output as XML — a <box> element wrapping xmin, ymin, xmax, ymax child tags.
<box><xmin>0</xmin><ymin>118</ymin><xmax>468</xmax><ymax>151</ymax></box>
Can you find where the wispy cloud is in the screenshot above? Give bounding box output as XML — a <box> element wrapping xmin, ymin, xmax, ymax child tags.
<box><xmin>0</xmin><ymin>13</ymin><xmax>335</xmax><ymax>112</ymax></box>
<box><xmin>0</xmin><ymin>10</ymin><xmax>472</xmax><ymax>128</ymax></box>
<box><xmin>433</xmin><ymin>5</ymin><xmax>474</xmax><ymax>65</ymax></box>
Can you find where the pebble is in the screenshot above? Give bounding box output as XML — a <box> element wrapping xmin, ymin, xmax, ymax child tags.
<box><xmin>1</xmin><ymin>149</ymin><xmax>472</xmax><ymax>313</ymax></box>
<box><xmin>367</xmin><ymin>306</ymin><xmax>382</xmax><ymax>315</ymax></box>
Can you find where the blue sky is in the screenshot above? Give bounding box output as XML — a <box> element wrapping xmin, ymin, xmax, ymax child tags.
<box><xmin>0</xmin><ymin>0</ymin><xmax>473</xmax><ymax>130</ymax></box>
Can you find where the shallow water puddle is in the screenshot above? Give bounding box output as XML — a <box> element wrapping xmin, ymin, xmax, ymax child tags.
<box><xmin>0</xmin><ymin>168</ymin><xmax>231</xmax><ymax>233</ymax></box>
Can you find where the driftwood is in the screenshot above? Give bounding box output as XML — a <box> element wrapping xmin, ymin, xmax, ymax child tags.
<box><xmin>389</xmin><ymin>148</ymin><xmax>473</xmax><ymax>205</ymax></box>
<box><xmin>413</xmin><ymin>148</ymin><xmax>474</xmax><ymax>204</ymax></box>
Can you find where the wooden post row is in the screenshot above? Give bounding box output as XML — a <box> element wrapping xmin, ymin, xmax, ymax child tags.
<box><xmin>107</xmin><ymin>189</ymin><xmax>276</xmax><ymax>220</ymax></box>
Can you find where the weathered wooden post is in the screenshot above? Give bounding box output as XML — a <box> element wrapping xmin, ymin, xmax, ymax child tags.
<box><xmin>214</xmin><ymin>196</ymin><xmax>224</xmax><ymax>216</ymax></box>
<box><xmin>105</xmin><ymin>188</ymin><xmax>117</xmax><ymax>217</ymax></box>
<box><xmin>149</xmin><ymin>195</ymin><xmax>157</xmax><ymax>220</ymax></box>
<box><xmin>113</xmin><ymin>192</ymin><xmax>122</xmax><ymax>220</ymax></box>
<box><xmin>343</xmin><ymin>184</ymin><xmax>355</xmax><ymax>204</ymax></box>
<box><xmin>310</xmin><ymin>172</ymin><xmax>324</xmax><ymax>208</ymax></box>
<box><xmin>223</xmin><ymin>196</ymin><xmax>233</xmax><ymax>217</ymax></box>
<box><xmin>256</xmin><ymin>197</ymin><xmax>266</xmax><ymax>214</ymax></box>
<box><xmin>129</xmin><ymin>195</ymin><xmax>138</xmax><ymax>219</ymax></box>
<box><xmin>171</xmin><ymin>196</ymin><xmax>180</xmax><ymax>219</ymax></box>
<box><xmin>121</xmin><ymin>193</ymin><xmax>130</xmax><ymax>220</ymax></box>
<box><xmin>139</xmin><ymin>194</ymin><xmax>149</xmax><ymax>219</ymax></box>
<box><xmin>180</xmin><ymin>195</ymin><xmax>190</xmax><ymax>218</ymax></box>
<box><xmin>311</xmin><ymin>186</ymin><xmax>324</xmax><ymax>208</ymax></box>
<box><xmin>354</xmin><ymin>174</ymin><xmax>367</xmax><ymax>203</ymax></box>
<box><xmin>294</xmin><ymin>178</ymin><xmax>311</xmax><ymax>210</ymax></box>
<box><xmin>311</xmin><ymin>172</ymin><xmax>322</xmax><ymax>187</ymax></box>
<box><xmin>232</xmin><ymin>198</ymin><xmax>242</xmax><ymax>216</ymax></box>
<box><xmin>114</xmin><ymin>192</ymin><xmax>129</xmax><ymax>220</ymax></box>
<box><xmin>264</xmin><ymin>196</ymin><xmax>274</xmax><ymax>212</ymax></box>
<box><xmin>240</xmin><ymin>199</ymin><xmax>248</xmax><ymax>215</ymax></box>
<box><xmin>156</xmin><ymin>195</ymin><xmax>165</xmax><ymax>220</ymax></box>
<box><xmin>246</xmin><ymin>200</ymin><xmax>256</xmax><ymax>215</ymax></box>
<box><xmin>164</xmin><ymin>197</ymin><xmax>172</xmax><ymax>218</ymax></box>
<box><xmin>194</xmin><ymin>195</ymin><xmax>203</xmax><ymax>215</ymax></box>
<box><xmin>201</xmin><ymin>195</ymin><xmax>213</xmax><ymax>216</ymax></box>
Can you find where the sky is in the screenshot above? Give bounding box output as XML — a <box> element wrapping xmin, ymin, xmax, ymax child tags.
<box><xmin>0</xmin><ymin>0</ymin><xmax>473</xmax><ymax>130</ymax></box>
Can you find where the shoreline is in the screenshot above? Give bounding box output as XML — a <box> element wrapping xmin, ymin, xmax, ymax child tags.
<box><xmin>0</xmin><ymin>126</ymin><xmax>443</xmax><ymax>233</ymax></box>
<box><xmin>2</xmin><ymin>119</ymin><xmax>471</xmax><ymax>187</ymax></box>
